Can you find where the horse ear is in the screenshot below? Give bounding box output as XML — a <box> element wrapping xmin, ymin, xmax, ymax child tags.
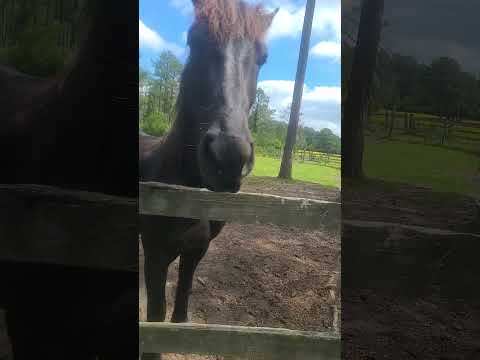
<box><xmin>264</xmin><ymin>8</ymin><xmax>279</xmax><ymax>28</ymax></box>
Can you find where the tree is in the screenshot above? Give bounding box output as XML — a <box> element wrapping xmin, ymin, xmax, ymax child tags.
<box><xmin>0</xmin><ymin>0</ymin><xmax>88</xmax><ymax>76</ymax></box>
<box><xmin>280</xmin><ymin>103</ymin><xmax>305</xmax><ymax>150</ymax></box>
<box><xmin>249</xmin><ymin>88</ymin><xmax>273</xmax><ymax>133</ymax></box>
<box><xmin>139</xmin><ymin>51</ymin><xmax>184</xmax><ymax>136</ymax></box>
<box><xmin>342</xmin><ymin>0</ymin><xmax>384</xmax><ymax>179</ymax></box>
<box><xmin>426</xmin><ymin>57</ymin><xmax>463</xmax><ymax>117</ymax></box>
<box><xmin>139</xmin><ymin>66</ymin><xmax>151</xmax><ymax>121</ymax></box>
<box><xmin>278</xmin><ymin>0</ymin><xmax>316</xmax><ymax>179</ymax></box>
<box><xmin>315</xmin><ymin>128</ymin><xmax>340</xmax><ymax>154</ymax></box>
<box><xmin>151</xmin><ymin>51</ymin><xmax>183</xmax><ymax>124</ymax></box>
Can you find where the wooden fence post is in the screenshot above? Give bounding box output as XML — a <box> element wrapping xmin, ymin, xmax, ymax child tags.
<box><xmin>326</xmin><ymin>270</ymin><xmax>340</xmax><ymax>334</ymax></box>
<box><xmin>388</xmin><ymin>109</ymin><xmax>395</xmax><ymax>138</ymax></box>
<box><xmin>384</xmin><ymin>109</ymin><xmax>389</xmax><ymax>132</ymax></box>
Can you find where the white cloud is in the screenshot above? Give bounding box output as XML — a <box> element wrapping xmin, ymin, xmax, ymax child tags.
<box><xmin>258</xmin><ymin>80</ymin><xmax>341</xmax><ymax>135</ymax></box>
<box><xmin>311</xmin><ymin>41</ymin><xmax>341</xmax><ymax>61</ymax></box>
<box><xmin>139</xmin><ymin>20</ymin><xmax>185</xmax><ymax>57</ymax></box>
<box><xmin>303</xmin><ymin>85</ymin><xmax>341</xmax><ymax>103</ymax></box>
<box><xmin>266</xmin><ymin>0</ymin><xmax>340</xmax><ymax>42</ymax></box>
<box><xmin>267</xmin><ymin>7</ymin><xmax>304</xmax><ymax>40</ymax></box>
<box><xmin>168</xmin><ymin>0</ymin><xmax>340</xmax><ymax>44</ymax></box>
<box><xmin>312</xmin><ymin>3</ymin><xmax>341</xmax><ymax>41</ymax></box>
<box><xmin>169</xmin><ymin>0</ymin><xmax>193</xmax><ymax>16</ymax></box>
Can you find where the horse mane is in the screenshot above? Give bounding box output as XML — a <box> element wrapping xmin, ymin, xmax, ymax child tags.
<box><xmin>194</xmin><ymin>0</ymin><xmax>273</xmax><ymax>43</ymax></box>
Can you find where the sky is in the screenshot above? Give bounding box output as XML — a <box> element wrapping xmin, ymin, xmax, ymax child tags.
<box><xmin>139</xmin><ymin>0</ymin><xmax>341</xmax><ymax>136</ymax></box>
<box><xmin>343</xmin><ymin>0</ymin><xmax>480</xmax><ymax>76</ymax></box>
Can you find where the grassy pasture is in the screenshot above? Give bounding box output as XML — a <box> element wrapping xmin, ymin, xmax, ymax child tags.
<box><xmin>251</xmin><ymin>155</ymin><xmax>341</xmax><ymax>188</ymax></box>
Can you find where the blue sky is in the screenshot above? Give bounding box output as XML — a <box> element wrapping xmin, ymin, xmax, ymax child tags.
<box><xmin>139</xmin><ymin>0</ymin><xmax>341</xmax><ymax>135</ymax></box>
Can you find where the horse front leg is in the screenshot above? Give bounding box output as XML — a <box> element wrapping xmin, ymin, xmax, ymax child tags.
<box><xmin>170</xmin><ymin>221</ymin><xmax>223</xmax><ymax>323</ymax></box>
<box><xmin>143</xmin><ymin>257</ymin><xmax>169</xmax><ymax>323</ymax></box>
<box><xmin>142</xmin><ymin>257</ymin><xmax>169</xmax><ymax>360</ymax></box>
<box><xmin>171</xmin><ymin>252</ymin><xmax>204</xmax><ymax>323</ymax></box>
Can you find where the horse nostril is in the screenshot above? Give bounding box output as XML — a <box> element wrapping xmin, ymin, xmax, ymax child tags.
<box><xmin>204</xmin><ymin>133</ymin><xmax>221</xmax><ymax>166</ymax></box>
<box><xmin>202</xmin><ymin>131</ymin><xmax>253</xmax><ymax>180</ymax></box>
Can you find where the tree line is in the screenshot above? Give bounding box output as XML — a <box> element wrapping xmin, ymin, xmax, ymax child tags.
<box><xmin>139</xmin><ymin>50</ymin><xmax>341</xmax><ymax>155</ymax></box>
<box><xmin>343</xmin><ymin>42</ymin><xmax>480</xmax><ymax>121</ymax></box>
<box><xmin>0</xmin><ymin>0</ymin><xmax>90</xmax><ymax>76</ymax></box>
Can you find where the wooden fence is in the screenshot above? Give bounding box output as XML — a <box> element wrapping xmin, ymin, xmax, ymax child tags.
<box><xmin>5</xmin><ymin>183</ymin><xmax>477</xmax><ymax>357</ymax></box>
<box><xmin>0</xmin><ymin>182</ymin><xmax>340</xmax><ymax>358</ymax></box>
<box><xmin>294</xmin><ymin>150</ymin><xmax>341</xmax><ymax>168</ymax></box>
<box><xmin>139</xmin><ymin>181</ymin><xmax>341</xmax><ymax>359</ymax></box>
<box><xmin>258</xmin><ymin>148</ymin><xmax>341</xmax><ymax>168</ymax></box>
<box><xmin>370</xmin><ymin>110</ymin><xmax>480</xmax><ymax>147</ymax></box>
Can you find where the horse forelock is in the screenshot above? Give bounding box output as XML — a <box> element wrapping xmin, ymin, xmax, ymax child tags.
<box><xmin>194</xmin><ymin>0</ymin><xmax>272</xmax><ymax>43</ymax></box>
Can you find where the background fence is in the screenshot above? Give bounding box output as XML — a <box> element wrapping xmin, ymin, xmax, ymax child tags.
<box><xmin>257</xmin><ymin>148</ymin><xmax>341</xmax><ymax>169</ymax></box>
<box><xmin>369</xmin><ymin>110</ymin><xmax>480</xmax><ymax>150</ymax></box>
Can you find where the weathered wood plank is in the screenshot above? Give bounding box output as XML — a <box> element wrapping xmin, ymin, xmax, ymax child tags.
<box><xmin>140</xmin><ymin>182</ymin><xmax>340</xmax><ymax>232</ymax></box>
<box><xmin>343</xmin><ymin>220</ymin><xmax>480</xmax><ymax>299</ymax></box>
<box><xmin>0</xmin><ymin>184</ymin><xmax>138</xmax><ymax>271</ymax></box>
<box><xmin>343</xmin><ymin>219</ymin><xmax>480</xmax><ymax>238</ymax></box>
<box><xmin>0</xmin><ymin>184</ymin><xmax>135</xmax><ymax>206</ymax></box>
<box><xmin>139</xmin><ymin>322</ymin><xmax>340</xmax><ymax>360</ymax></box>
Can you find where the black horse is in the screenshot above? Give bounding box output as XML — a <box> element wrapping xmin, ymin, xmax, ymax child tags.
<box><xmin>0</xmin><ymin>1</ymin><xmax>138</xmax><ymax>359</ymax></box>
<box><xmin>140</xmin><ymin>0</ymin><xmax>277</xmax><ymax>358</ymax></box>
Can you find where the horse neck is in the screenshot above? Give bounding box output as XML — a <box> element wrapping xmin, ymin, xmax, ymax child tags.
<box><xmin>37</xmin><ymin>1</ymin><xmax>138</xmax><ymax>195</ymax></box>
<box><xmin>55</xmin><ymin>1</ymin><xmax>137</xmax><ymax>133</ymax></box>
<box><xmin>151</xmin><ymin>110</ymin><xmax>203</xmax><ymax>187</ymax></box>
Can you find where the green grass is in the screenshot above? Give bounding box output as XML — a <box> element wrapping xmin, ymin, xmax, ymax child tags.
<box><xmin>363</xmin><ymin>138</ymin><xmax>479</xmax><ymax>197</ymax></box>
<box><xmin>251</xmin><ymin>155</ymin><xmax>341</xmax><ymax>188</ymax></box>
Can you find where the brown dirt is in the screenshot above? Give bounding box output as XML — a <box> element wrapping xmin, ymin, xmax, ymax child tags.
<box><xmin>342</xmin><ymin>177</ymin><xmax>479</xmax><ymax>232</ymax></box>
<box><xmin>139</xmin><ymin>176</ymin><xmax>341</xmax><ymax>360</ymax></box>
<box><xmin>342</xmin><ymin>290</ymin><xmax>480</xmax><ymax>360</ymax></box>
<box><xmin>342</xmin><ymin>178</ymin><xmax>480</xmax><ymax>360</ymax></box>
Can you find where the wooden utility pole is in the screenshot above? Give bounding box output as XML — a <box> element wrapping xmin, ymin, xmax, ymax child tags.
<box><xmin>278</xmin><ymin>0</ymin><xmax>315</xmax><ymax>179</ymax></box>
<box><xmin>342</xmin><ymin>0</ymin><xmax>384</xmax><ymax>179</ymax></box>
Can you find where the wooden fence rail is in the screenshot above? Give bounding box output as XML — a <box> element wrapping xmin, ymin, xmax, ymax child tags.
<box><xmin>140</xmin><ymin>182</ymin><xmax>341</xmax><ymax>232</ymax></box>
<box><xmin>0</xmin><ymin>184</ymin><xmax>137</xmax><ymax>271</ymax></box>
<box><xmin>140</xmin><ymin>322</ymin><xmax>340</xmax><ymax>360</ymax></box>
<box><xmin>0</xmin><ymin>182</ymin><xmax>340</xmax><ymax>268</ymax></box>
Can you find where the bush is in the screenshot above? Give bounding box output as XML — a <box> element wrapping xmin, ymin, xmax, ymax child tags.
<box><xmin>140</xmin><ymin>112</ymin><xmax>170</xmax><ymax>136</ymax></box>
<box><xmin>6</xmin><ymin>22</ymin><xmax>66</xmax><ymax>76</ymax></box>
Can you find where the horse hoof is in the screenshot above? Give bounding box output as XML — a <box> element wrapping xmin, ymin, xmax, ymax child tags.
<box><xmin>170</xmin><ymin>315</ymin><xmax>188</xmax><ymax>323</ymax></box>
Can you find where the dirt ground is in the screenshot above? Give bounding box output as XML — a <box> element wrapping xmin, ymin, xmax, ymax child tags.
<box><xmin>342</xmin><ymin>178</ymin><xmax>479</xmax><ymax>231</ymax></box>
<box><xmin>341</xmin><ymin>178</ymin><xmax>480</xmax><ymax>360</ymax></box>
<box><xmin>139</xmin><ymin>177</ymin><xmax>341</xmax><ymax>359</ymax></box>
